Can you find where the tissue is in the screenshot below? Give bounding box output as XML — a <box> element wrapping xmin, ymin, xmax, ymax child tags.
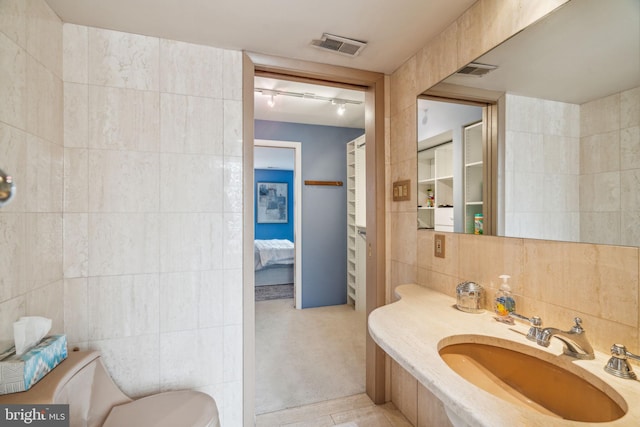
<box><xmin>13</xmin><ymin>316</ymin><xmax>52</xmax><ymax>356</ymax></box>
<box><xmin>0</xmin><ymin>335</ymin><xmax>67</xmax><ymax>394</ymax></box>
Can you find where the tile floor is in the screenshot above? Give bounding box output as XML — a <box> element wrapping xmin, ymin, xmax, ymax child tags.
<box><xmin>255</xmin><ymin>393</ymin><xmax>412</xmax><ymax>427</ymax></box>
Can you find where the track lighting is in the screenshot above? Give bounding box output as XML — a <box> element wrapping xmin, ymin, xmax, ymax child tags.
<box><xmin>261</xmin><ymin>90</ymin><xmax>277</xmax><ymax>107</ymax></box>
<box><xmin>255</xmin><ymin>88</ymin><xmax>362</xmax><ymax>114</ymax></box>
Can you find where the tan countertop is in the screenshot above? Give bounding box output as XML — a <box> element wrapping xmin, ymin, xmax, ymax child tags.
<box><xmin>368</xmin><ymin>284</ymin><xmax>640</xmax><ymax>427</ymax></box>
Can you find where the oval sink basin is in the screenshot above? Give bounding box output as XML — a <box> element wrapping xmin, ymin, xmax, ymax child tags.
<box><xmin>439</xmin><ymin>337</ymin><xmax>627</xmax><ymax>423</ymax></box>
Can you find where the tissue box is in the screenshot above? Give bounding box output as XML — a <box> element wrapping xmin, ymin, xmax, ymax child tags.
<box><xmin>0</xmin><ymin>335</ymin><xmax>67</xmax><ymax>395</ymax></box>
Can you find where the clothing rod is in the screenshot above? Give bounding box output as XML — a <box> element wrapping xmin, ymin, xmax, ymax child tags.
<box><xmin>304</xmin><ymin>180</ymin><xmax>343</xmax><ymax>186</ymax></box>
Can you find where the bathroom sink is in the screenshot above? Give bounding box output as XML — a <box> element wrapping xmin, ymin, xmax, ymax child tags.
<box><xmin>438</xmin><ymin>336</ymin><xmax>627</xmax><ymax>423</ymax></box>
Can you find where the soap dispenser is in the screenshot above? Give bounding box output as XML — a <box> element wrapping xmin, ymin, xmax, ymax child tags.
<box><xmin>494</xmin><ymin>274</ymin><xmax>515</xmax><ymax>318</ymax></box>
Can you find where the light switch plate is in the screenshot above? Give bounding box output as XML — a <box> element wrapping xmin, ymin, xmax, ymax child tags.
<box><xmin>392</xmin><ymin>180</ymin><xmax>411</xmax><ymax>202</ymax></box>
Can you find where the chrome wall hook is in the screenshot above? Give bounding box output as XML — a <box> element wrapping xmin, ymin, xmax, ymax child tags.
<box><xmin>0</xmin><ymin>168</ymin><xmax>16</xmax><ymax>207</ymax></box>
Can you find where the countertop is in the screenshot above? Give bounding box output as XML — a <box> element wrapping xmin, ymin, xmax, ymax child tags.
<box><xmin>368</xmin><ymin>284</ymin><xmax>640</xmax><ymax>427</ymax></box>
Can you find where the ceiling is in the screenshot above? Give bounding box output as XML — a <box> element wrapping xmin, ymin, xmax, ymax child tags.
<box><xmin>44</xmin><ymin>0</ymin><xmax>476</xmax><ymax>75</ymax></box>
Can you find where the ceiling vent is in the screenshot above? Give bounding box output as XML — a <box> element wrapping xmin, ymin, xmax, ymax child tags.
<box><xmin>456</xmin><ymin>62</ymin><xmax>498</xmax><ymax>77</ymax></box>
<box><xmin>311</xmin><ymin>33</ymin><xmax>367</xmax><ymax>57</ymax></box>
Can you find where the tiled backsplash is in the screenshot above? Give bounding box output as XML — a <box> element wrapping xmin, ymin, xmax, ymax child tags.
<box><xmin>416</xmin><ymin>232</ymin><xmax>639</xmax><ymax>355</ymax></box>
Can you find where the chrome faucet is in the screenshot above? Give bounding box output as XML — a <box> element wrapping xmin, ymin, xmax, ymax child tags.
<box><xmin>604</xmin><ymin>344</ymin><xmax>640</xmax><ymax>380</ymax></box>
<box><xmin>537</xmin><ymin>317</ymin><xmax>594</xmax><ymax>360</ymax></box>
<box><xmin>509</xmin><ymin>312</ymin><xmax>544</xmax><ymax>342</ymax></box>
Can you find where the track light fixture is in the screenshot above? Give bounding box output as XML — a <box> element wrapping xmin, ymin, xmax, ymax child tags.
<box><xmin>256</xmin><ymin>87</ymin><xmax>362</xmax><ymax>116</ymax></box>
<box><xmin>333</xmin><ymin>100</ymin><xmax>347</xmax><ymax>115</ymax></box>
<box><xmin>261</xmin><ymin>90</ymin><xmax>277</xmax><ymax>107</ymax></box>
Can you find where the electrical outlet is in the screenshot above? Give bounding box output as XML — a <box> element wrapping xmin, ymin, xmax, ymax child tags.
<box><xmin>434</xmin><ymin>234</ymin><xmax>445</xmax><ymax>258</ymax></box>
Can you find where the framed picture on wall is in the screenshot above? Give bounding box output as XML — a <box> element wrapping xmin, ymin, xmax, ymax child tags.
<box><xmin>257</xmin><ymin>182</ymin><xmax>288</xmax><ymax>223</ymax></box>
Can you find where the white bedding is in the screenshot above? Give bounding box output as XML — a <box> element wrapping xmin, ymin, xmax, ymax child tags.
<box><xmin>254</xmin><ymin>239</ymin><xmax>294</xmax><ymax>270</ymax></box>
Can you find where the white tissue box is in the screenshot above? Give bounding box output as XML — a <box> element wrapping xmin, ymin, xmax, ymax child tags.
<box><xmin>0</xmin><ymin>335</ymin><xmax>67</xmax><ymax>395</ymax></box>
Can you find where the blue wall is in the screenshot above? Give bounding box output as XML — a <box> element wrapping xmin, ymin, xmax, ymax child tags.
<box><xmin>255</xmin><ymin>120</ymin><xmax>364</xmax><ymax>308</ymax></box>
<box><xmin>255</xmin><ymin>169</ymin><xmax>294</xmax><ymax>241</ymax></box>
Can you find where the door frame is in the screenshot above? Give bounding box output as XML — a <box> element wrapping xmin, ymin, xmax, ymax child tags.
<box><xmin>242</xmin><ymin>52</ymin><xmax>387</xmax><ymax>426</ymax></box>
<box><xmin>254</xmin><ymin>140</ymin><xmax>303</xmax><ymax>309</ymax></box>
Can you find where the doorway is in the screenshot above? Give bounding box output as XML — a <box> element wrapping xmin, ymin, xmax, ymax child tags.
<box><xmin>242</xmin><ymin>53</ymin><xmax>386</xmax><ymax>425</ymax></box>
<box><xmin>253</xmin><ymin>77</ymin><xmax>367</xmax><ymax>414</ymax></box>
<box><xmin>254</xmin><ymin>76</ymin><xmax>365</xmax><ymax>309</ymax></box>
<box><xmin>254</xmin><ymin>140</ymin><xmax>302</xmax><ymax>309</ymax></box>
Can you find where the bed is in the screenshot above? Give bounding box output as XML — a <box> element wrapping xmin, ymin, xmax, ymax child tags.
<box><xmin>254</xmin><ymin>239</ymin><xmax>295</xmax><ymax>286</ymax></box>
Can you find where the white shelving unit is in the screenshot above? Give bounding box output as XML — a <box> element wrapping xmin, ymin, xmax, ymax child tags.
<box><xmin>417</xmin><ymin>148</ymin><xmax>435</xmax><ymax>229</ymax></box>
<box><xmin>464</xmin><ymin>121</ymin><xmax>483</xmax><ymax>234</ymax></box>
<box><xmin>417</xmin><ymin>141</ymin><xmax>454</xmax><ymax>231</ymax></box>
<box><xmin>346</xmin><ymin>135</ymin><xmax>366</xmax><ymax>311</ymax></box>
<box><xmin>346</xmin><ymin>139</ymin><xmax>357</xmax><ymax>306</ymax></box>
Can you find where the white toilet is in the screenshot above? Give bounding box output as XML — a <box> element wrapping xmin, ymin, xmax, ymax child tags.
<box><xmin>0</xmin><ymin>350</ymin><xmax>220</xmax><ymax>427</ymax></box>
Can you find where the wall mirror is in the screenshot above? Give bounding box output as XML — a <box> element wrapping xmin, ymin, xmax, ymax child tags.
<box><xmin>417</xmin><ymin>0</ymin><xmax>640</xmax><ymax>247</ymax></box>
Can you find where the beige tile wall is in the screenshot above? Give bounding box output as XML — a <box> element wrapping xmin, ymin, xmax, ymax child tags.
<box><xmin>0</xmin><ymin>2</ymin><xmax>244</xmax><ymax>424</ymax></box>
<box><xmin>504</xmin><ymin>94</ymin><xmax>580</xmax><ymax>241</ymax></box>
<box><xmin>389</xmin><ymin>0</ymin><xmax>639</xmax><ymax>364</ymax></box>
<box><xmin>61</xmin><ymin>23</ymin><xmax>244</xmax><ymax>425</ymax></box>
<box><xmin>0</xmin><ymin>0</ymin><xmax>64</xmax><ymax>344</ymax></box>
<box><xmin>502</xmin><ymin>87</ymin><xmax>640</xmax><ymax>246</ymax></box>
<box><xmin>580</xmin><ymin>86</ymin><xmax>640</xmax><ymax>246</ymax></box>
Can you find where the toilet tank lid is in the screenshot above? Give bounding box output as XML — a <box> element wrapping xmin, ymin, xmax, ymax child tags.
<box><xmin>0</xmin><ymin>350</ymin><xmax>101</xmax><ymax>405</ymax></box>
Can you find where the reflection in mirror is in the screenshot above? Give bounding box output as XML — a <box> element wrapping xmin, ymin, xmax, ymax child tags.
<box><xmin>419</xmin><ymin>0</ymin><xmax>640</xmax><ymax>246</ymax></box>
<box><xmin>417</xmin><ymin>99</ymin><xmax>483</xmax><ymax>233</ymax></box>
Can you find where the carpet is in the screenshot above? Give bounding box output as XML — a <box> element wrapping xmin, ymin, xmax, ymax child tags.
<box><xmin>255</xmin><ymin>284</ymin><xmax>294</xmax><ymax>301</ymax></box>
<box><xmin>255</xmin><ymin>298</ymin><xmax>367</xmax><ymax>414</ymax></box>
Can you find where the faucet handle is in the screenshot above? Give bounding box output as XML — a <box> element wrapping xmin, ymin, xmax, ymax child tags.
<box><xmin>571</xmin><ymin>317</ymin><xmax>584</xmax><ymax>333</ymax></box>
<box><xmin>605</xmin><ymin>344</ymin><xmax>640</xmax><ymax>380</ymax></box>
<box><xmin>526</xmin><ymin>316</ymin><xmax>543</xmax><ymax>341</ymax></box>
<box><xmin>610</xmin><ymin>343</ymin><xmax>640</xmax><ymax>361</ymax></box>
<box><xmin>509</xmin><ymin>312</ymin><xmax>539</xmax><ymax>324</ymax></box>
<box><xmin>509</xmin><ymin>312</ymin><xmax>543</xmax><ymax>342</ymax></box>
